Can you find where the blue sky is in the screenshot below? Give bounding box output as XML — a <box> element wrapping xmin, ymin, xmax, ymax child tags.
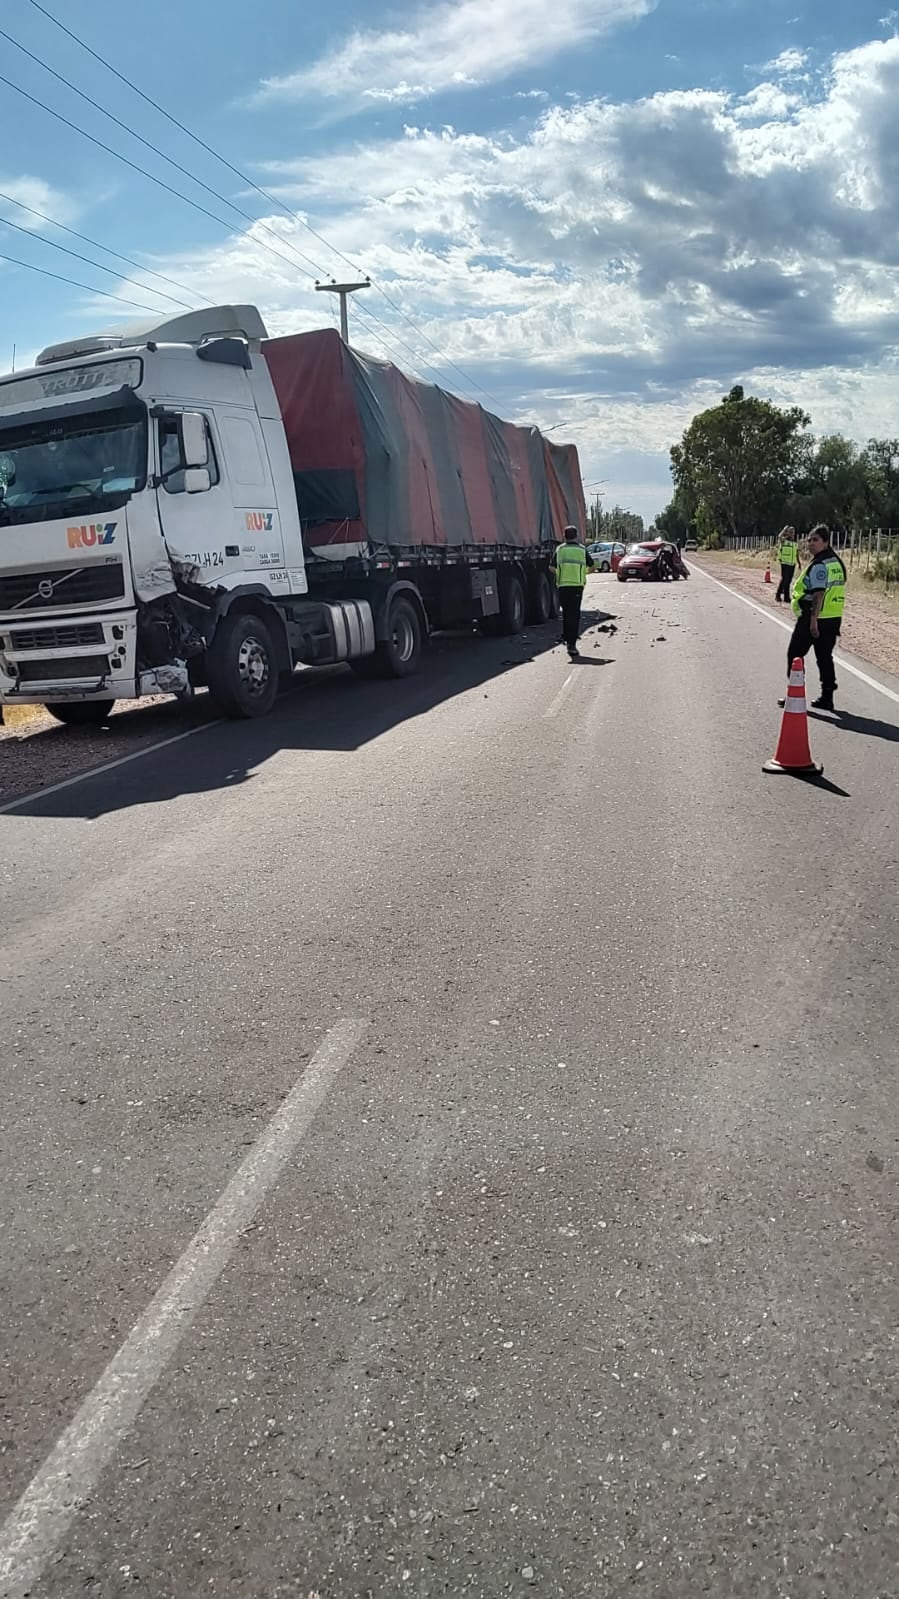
<box><xmin>2</xmin><ymin>0</ymin><xmax>898</xmax><ymax>520</ymax></box>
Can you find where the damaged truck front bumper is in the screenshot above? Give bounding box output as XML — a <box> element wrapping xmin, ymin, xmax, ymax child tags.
<box><xmin>0</xmin><ymin>612</ymin><xmax>189</xmax><ymax>705</ymax></box>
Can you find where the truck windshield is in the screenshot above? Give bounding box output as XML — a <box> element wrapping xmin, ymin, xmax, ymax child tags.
<box><xmin>0</xmin><ymin>410</ymin><xmax>147</xmax><ymax>527</ymax></box>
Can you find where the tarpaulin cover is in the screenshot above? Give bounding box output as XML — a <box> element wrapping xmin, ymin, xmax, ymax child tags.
<box><xmin>262</xmin><ymin>328</ymin><xmax>586</xmax><ymax>555</ymax></box>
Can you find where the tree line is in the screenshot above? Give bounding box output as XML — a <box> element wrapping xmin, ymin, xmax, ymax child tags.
<box><xmin>654</xmin><ymin>385</ymin><xmax>899</xmax><ymax>581</ymax></box>
<box><xmin>587</xmin><ymin>499</ymin><xmax>645</xmax><ymax>543</ymax></box>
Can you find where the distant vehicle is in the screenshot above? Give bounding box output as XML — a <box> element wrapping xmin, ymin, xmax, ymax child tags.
<box><xmin>684</xmin><ymin>539</ymin><xmax>698</xmax><ymax>551</ymax></box>
<box><xmin>587</xmin><ymin>540</ymin><xmax>626</xmax><ymax>572</ymax></box>
<box><xmin>617</xmin><ymin>541</ymin><xmax>690</xmax><ymax>582</ymax></box>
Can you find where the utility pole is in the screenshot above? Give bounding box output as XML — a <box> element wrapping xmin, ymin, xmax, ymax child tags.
<box><xmin>315</xmin><ymin>277</ymin><xmax>371</xmax><ymax>343</ymax></box>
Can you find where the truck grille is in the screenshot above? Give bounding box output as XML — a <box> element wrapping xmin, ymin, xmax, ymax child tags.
<box><xmin>17</xmin><ymin>655</ymin><xmax>109</xmax><ymax>683</ymax></box>
<box><xmin>8</xmin><ymin>623</ymin><xmax>106</xmax><ymax>651</ymax></box>
<box><xmin>0</xmin><ymin>564</ymin><xmax>125</xmax><ymax>612</ymax></box>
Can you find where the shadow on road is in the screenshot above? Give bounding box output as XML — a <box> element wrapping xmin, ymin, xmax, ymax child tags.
<box><xmin>783</xmin><ymin>771</ymin><xmax>852</xmax><ymax>799</ymax></box>
<box><xmin>12</xmin><ymin>610</ymin><xmax>614</xmax><ymax>821</ymax></box>
<box><xmin>809</xmin><ymin>708</ymin><xmax>899</xmax><ymax>744</ymax></box>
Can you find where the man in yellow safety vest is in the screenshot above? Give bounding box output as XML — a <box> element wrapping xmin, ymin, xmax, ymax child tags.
<box><xmin>552</xmin><ymin>526</ymin><xmax>593</xmax><ymax>659</ymax></box>
<box><xmin>774</xmin><ymin>525</ymin><xmax>798</xmax><ymax>603</ymax></box>
<box><xmin>785</xmin><ymin>525</ymin><xmax>846</xmax><ymax>712</ymax></box>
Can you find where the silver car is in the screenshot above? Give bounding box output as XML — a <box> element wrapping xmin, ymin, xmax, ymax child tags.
<box><xmin>587</xmin><ymin>540</ymin><xmax>626</xmax><ymax>572</ymax></box>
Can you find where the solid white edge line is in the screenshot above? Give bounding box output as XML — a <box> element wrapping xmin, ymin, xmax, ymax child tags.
<box><xmin>0</xmin><ymin>1016</ymin><xmax>368</xmax><ymax>1599</ymax></box>
<box><xmin>695</xmin><ymin>563</ymin><xmax>899</xmax><ymax>708</ymax></box>
<box><xmin>0</xmin><ymin>717</ymin><xmax>224</xmax><ymax>817</ymax></box>
<box><xmin>544</xmin><ymin>669</ymin><xmax>576</xmax><ymax>719</ymax></box>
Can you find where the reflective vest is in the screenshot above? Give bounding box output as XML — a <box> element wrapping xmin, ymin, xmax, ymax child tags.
<box><xmin>778</xmin><ymin>538</ymin><xmax>798</xmax><ymax>564</ymax></box>
<box><xmin>791</xmin><ymin>555</ymin><xmax>846</xmax><ymax>619</ymax></box>
<box><xmin>554</xmin><ymin>542</ymin><xmax>587</xmax><ymax>588</ymax></box>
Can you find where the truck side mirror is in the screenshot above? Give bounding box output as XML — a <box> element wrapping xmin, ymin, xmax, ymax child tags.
<box><xmin>183</xmin><ymin>467</ymin><xmax>211</xmax><ymax>494</ymax></box>
<box><xmin>179</xmin><ymin>412</ymin><xmax>209</xmax><ymax>469</ymax></box>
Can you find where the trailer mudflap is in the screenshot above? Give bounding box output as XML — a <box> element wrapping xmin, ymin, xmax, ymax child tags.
<box><xmin>470</xmin><ymin>567</ymin><xmax>500</xmax><ymax>618</ymax></box>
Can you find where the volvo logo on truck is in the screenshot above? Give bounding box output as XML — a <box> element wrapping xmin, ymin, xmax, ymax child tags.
<box><xmin>67</xmin><ymin>523</ymin><xmax>117</xmax><ymax>549</ymax></box>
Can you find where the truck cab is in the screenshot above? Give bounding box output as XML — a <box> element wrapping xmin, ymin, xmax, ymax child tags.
<box><xmin>0</xmin><ymin>305</ymin><xmax>355</xmax><ymax>723</ymax></box>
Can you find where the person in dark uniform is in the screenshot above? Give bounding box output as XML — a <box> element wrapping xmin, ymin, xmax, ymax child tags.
<box><xmin>785</xmin><ymin>525</ymin><xmax>846</xmax><ymax>711</ymax></box>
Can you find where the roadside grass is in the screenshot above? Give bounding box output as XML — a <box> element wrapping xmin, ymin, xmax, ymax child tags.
<box><xmin>2</xmin><ymin>704</ymin><xmax>47</xmax><ymax>731</ymax></box>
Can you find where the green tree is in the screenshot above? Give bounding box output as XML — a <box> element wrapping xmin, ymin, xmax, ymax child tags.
<box><xmin>590</xmin><ymin>501</ymin><xmax>644</xmax><ymax>542</ymax></box>
<box><xmin>785</xmin><ymin>434</ymin><xmax>872</xmax><ymax>532</ymax></box>
<box><xmin>653</xmin><ymin>499</ymin><xmax>691</xmax><ymax>545</ymax></box>
<box><xmin>670</xmin><ymin>385</ymin><xmax>810</xmax><ymax>541</ymax></box>
<box><xmin>861</xmin><ymin>439</ymin><xmax>899</xmax><ymax>529</ymax></box>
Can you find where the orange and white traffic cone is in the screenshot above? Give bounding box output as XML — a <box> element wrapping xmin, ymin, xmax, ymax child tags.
<box><xmin>763</xmin><ymin>658</ymin><xmax>822</xmax><ymax>776</ymax></box>
<box><xmin>764</xmin><ymin>565</ymin><xmax>772</xmax><ymax>583</ymax></box>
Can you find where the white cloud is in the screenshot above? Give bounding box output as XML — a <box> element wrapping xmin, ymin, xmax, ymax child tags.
<box><xmin>257</xmin><ymin>0</ymin><xmax>654</xmax><ymax>111</ymax></box>
<box><xmin>104</xmin><ymin>34</ymin><xmax>899</xmax><ymax>518</ymax></box>
<box><xmin>0</xmin><ymin>174</ymin><xmax>78</xmax><ymax>230</ymax></box>
<box><xmin>733</xmin><ymin>83</ymin><xmax>800</xmax><ymax>121</ymax></box>
<box><xmin>763</xmin><ymin>47</ymin><xmax>809</xmax><ymax>76</ymax></box>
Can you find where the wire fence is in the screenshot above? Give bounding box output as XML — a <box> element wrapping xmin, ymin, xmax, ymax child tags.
<box><xmin>722</xmin><ymin>529</ymin><xmax>898</xmax><ymax>570</ymax></box>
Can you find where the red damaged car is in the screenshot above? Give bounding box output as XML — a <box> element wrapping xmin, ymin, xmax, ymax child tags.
<box><xmin>617</xmin><ymin>540</ymin><xmax>690</xmax><ymax>582</ymax></box>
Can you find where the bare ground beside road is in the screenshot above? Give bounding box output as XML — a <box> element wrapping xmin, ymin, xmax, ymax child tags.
<box><xmin>0</xmin><ymin>694</ymin><xmax>219</xmax><ymax>809</ymax></box>
<box><xmin>693</xmin><ymin>550</ymin><xmax>899</xmax><ymax>679</ymax></box>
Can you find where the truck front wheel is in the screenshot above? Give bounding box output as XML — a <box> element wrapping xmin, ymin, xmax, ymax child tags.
<box><xmin>207</xmin><ymin>612</ymin><xmax>279</xmax><ymax>718</ymax></box>
<box><xmin>44</xmin><ymin>699</ymin><xmax>115</xmax><ymax>728</ymax></box>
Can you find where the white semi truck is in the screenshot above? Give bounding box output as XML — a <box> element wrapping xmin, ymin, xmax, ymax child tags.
<box><xmin>0</xmin><ymin>305</ymin><xmax>585</xmax><ymax>722</ymax></box>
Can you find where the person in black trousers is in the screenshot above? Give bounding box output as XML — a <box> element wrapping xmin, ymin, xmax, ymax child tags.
<box><xmin>784</xmin><ymin>526</ymin><xmax>846</xmax><ymax>710</ymax></box>
<box><xmin>552</xmin><ymin>526</ymin><xmax>593</xmax><ymax>659</ymax></box>
<box><xmin>774</xmin><ymin>526</ymin><xmax>798</xmax><ymax>603</ymax></box>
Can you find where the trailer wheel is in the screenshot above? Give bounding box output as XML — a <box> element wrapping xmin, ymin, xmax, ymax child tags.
<box><xmin>380</xmin><ymin>596</ymin><xmax>422</xmax><ymax>677</ymax></box>
<box><xmin>351</xmin><ymin>597</ymin><xmax>422</xmax><ymax>680</ymax></box>
<box><xmin>528</xmin><ymin>570</ymin><xmax>553</xmax><ymax>625</ymax></box>
<box><xmin>44</xmin><ymin>699</ymin><xmax>114</xmax><ymax>728</ymax></box>
<box><xmin>493</xmin><ymin>571</ymin><xmax>526</xmax><ymax>636</ymax></box>
<box><xmin>207</xmin><ymin>611</ymin><xmax>279</xmax><ymax>718</ymax></box>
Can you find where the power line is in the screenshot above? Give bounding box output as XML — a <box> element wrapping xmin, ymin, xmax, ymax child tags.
<box><xmin>0</xmin><ymin>57</ymin><xmax>440</xmax><ymax>387</ymax></box>
<box><xmin>0</xmin><ymin>188</ymin><xmax>213</xmax><ymax>309</ymax></box>
<box><xmin>3</xmin><ymin>15</ymin><xmax>499</xmax><ymax>398</ymax></box>
<box><xmin>0</xmin><ymin>72</ymin><xmax>326</xmax><ymax>292</ymax></box>
<box><xmin>0</xmin><ymin>25</ymin><xmax>331</xmax><ymax>280</ymax></box>
<box><xmin>22</xmin><ymin>0</ymin><xmax>505</xmax><ymax>409</ymax></box>
<box><xmin>0</xmin><ymin>251</ymin><xmax>172</xmax><ymax>315</ymax></box>
<box><xmin>0</xmin><ymin>69</ymin><xmax>457</xmax><ymax>389</ymax></box>
<box><xmin>0</xmin><ymin>201</ymin><xmax>195</xmax><ymax>312</ymax></box>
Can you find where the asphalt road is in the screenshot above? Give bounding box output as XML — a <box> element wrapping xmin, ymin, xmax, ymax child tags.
<box><xmin>1</xmin><ymin>571</ymin><xmax>897</xmax><ymax>1599</ymax></box>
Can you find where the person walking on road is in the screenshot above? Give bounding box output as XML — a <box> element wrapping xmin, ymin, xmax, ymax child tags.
<box><xmin>774</xmin><ymin>525</ymin><xmax>798</xmax><ymax>603</ymax></box>
<box><xmin>785</xmin><ymin>525</ymin><xmax>846</xmax><ymax>711</ymax></box>
<box><xmin>552</xmin><ymin>526</ymin><xmax>592</xmax><ymax>659</ymax></box>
